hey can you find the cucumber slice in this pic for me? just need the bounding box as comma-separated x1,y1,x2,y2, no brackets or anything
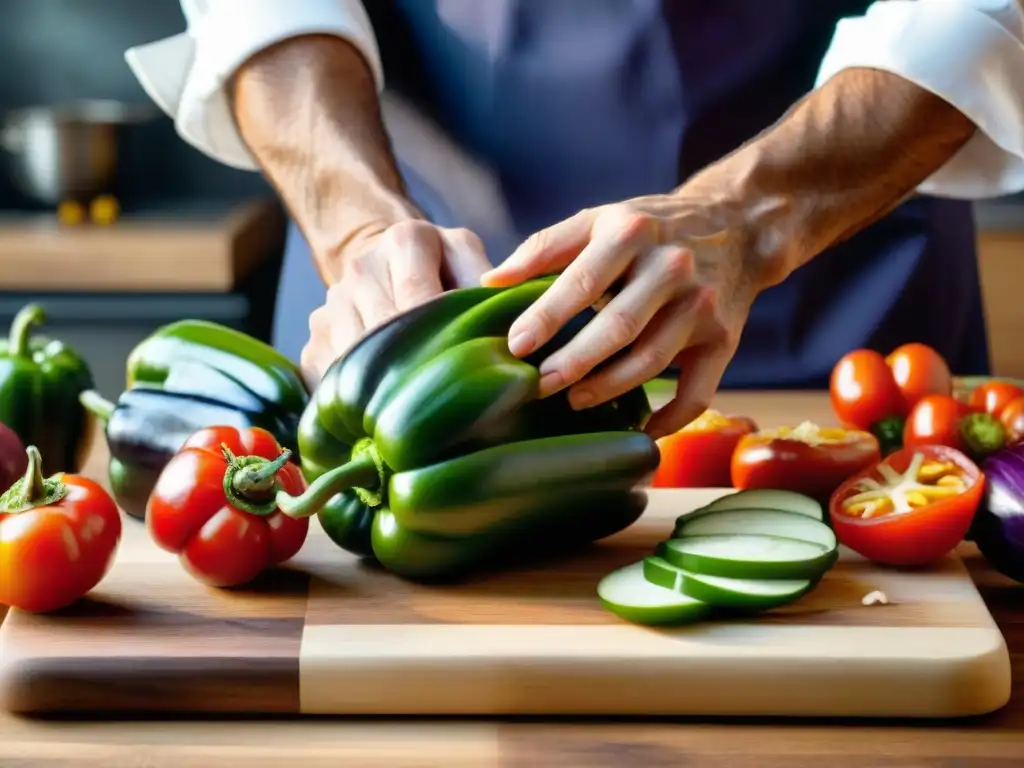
672,508,837,550
703,489,824,521
657,534,837,580
597,561,712,625
643,556,813,610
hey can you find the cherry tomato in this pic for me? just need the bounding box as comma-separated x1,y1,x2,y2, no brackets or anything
147,426,309,588
731,422,881,504
829,445,982,566
651,410,757,488
968,381,1024,419
885,343,953,407
903,394,971,453
829,349,908,431
999,396,1024,445
0,445,121,613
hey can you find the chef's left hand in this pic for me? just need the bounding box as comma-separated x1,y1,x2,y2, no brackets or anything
480,193,783,438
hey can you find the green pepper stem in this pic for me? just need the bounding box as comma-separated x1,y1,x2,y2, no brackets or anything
0,445,68,514
959,412,1007,460
79,389,116,424
276,453,380,519
8,304,44,358
220,444,294,517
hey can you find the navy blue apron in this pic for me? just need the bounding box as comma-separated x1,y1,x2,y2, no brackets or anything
273,0,989,387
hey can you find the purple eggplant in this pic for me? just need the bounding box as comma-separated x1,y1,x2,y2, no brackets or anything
976,443,1024,583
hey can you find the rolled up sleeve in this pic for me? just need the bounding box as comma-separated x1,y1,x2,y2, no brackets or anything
816,0,1024,199
124,0,383,171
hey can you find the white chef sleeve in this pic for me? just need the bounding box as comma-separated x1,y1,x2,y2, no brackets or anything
816,0,1024,199
124,0,383,171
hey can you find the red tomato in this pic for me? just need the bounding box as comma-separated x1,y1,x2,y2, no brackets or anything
651,410,757,488
730,422,881,504
829,444,982,567
968,381,1024,419
903,394,971,453
885,343,953,407
829,349,908,431
147,426,309,588
999,396,1024,445
0,445,121,613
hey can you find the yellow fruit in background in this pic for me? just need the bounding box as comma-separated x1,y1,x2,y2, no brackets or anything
57,200,86,226
90,195,120,225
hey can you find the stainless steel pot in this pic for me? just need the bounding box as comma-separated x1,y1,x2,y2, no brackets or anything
1,100,156,205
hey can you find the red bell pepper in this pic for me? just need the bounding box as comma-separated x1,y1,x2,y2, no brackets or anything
730,422,880,504
147,426,309,587
0,445,122,613
829,444,983,567
651,409,757,488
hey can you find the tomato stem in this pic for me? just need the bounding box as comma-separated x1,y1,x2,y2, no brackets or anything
870,416,904,457
958,412,1006,460
220,443,294,517
0,445,68,514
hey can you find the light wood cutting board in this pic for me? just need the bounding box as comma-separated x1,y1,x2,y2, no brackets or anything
0,488,1012,719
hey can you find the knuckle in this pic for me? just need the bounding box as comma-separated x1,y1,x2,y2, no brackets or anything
565,267,599,301
604,308,640,346
661,246,695,283
604,207,654,246
385,219,433,249
639,344,674,375
447,227,485,252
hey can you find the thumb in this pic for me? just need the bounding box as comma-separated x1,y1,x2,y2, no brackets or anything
646,344,735,439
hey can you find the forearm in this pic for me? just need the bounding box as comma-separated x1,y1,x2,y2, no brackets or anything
228,34,420,283
692,67,976,287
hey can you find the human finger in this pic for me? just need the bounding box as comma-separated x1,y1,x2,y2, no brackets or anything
345,252,402,332
563,296,700,408
505,209,655,361
380,221,445,310
645,342,737,439
537,245,694,397
441,227,492,288
480,208,597,287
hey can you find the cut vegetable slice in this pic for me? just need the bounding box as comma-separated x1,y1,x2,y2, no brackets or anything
656,534,837,580
643,556,813,610
597,561,712,625
672,507,837,550
702,489,824,521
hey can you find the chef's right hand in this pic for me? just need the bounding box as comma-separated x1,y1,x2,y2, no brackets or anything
300,220,492,387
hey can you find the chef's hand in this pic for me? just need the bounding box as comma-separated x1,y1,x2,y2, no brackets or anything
481,195,781,439
301,220,492,386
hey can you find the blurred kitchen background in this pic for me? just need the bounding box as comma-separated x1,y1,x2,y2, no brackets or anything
1,0,1023,401
0,0,283,398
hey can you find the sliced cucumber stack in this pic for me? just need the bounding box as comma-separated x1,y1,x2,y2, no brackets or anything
656,533,837,581
597,491,840,626
701,489,824,521
597,562,713,625
673,507,837,549
643,556,813,609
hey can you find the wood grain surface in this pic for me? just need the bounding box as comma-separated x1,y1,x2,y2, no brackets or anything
1,391,1023,767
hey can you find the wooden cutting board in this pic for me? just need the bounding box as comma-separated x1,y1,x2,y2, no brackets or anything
0,488,1012,719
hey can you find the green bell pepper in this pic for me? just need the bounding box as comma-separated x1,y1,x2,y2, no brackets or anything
125,319,310,419
275,277,659,581
0,304,95,476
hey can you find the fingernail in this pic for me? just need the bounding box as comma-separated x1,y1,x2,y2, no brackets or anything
539,370,563,396
508,331,535,357
570,389,594,409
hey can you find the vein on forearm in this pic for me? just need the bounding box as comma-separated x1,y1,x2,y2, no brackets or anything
706,67,976,285
228,34,420,283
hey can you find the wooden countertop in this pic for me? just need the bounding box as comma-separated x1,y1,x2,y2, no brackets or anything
2,391,1022,767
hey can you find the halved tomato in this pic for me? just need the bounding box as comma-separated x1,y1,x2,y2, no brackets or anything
829,445,983,566
731,422,880,504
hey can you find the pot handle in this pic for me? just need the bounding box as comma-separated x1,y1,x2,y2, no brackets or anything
0,123,24,153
